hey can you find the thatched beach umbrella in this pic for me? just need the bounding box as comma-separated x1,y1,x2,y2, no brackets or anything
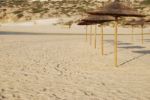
82,15,115,23
134,18,148,44
78,21,95,44
124,19,137,41
125,18,150,44
146,19,150,22
87,0,145,66
134,19,144,44
145,19,150,22
82,15,115,55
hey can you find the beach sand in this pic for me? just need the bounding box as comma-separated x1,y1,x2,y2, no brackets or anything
0,23,150,100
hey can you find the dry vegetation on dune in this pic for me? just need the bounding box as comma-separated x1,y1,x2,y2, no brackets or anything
0,0,100,22
0,0,150,23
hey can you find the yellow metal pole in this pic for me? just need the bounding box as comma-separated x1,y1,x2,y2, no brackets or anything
94,25,97,48
90,25,92,45
86,25,88,41
141,25,144,44
131,25,134,42
114,17,118,67
101,24,104,55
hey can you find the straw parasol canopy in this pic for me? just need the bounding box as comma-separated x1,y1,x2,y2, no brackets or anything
77,21,95,25
124,18,150,47
125,18,150,26
81,15,115,54
145,19,150,22
124,19,137,26
78,21,95,44
82,15,115,23
134,19,145,44
87,0,145,17
131,18,150,44
87,0,146,67
124,19,140,42
134,18,145,26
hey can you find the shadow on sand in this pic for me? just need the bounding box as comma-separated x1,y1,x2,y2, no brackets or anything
104,42,132,56
118,54,144,67
132,50,150,54
0,31,84,35
1,31,150,36
118,50,150,66
144,39,150,42
118,43,132,45
105,40,132,45
119,46,145,49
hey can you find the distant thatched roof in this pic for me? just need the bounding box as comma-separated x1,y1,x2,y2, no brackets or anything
145,19,150,22
124,19,137,25
87,0,145,17
125,18,150,26
77,21,95,25
134,18,150,26
82,15,115,23
135,19,145,25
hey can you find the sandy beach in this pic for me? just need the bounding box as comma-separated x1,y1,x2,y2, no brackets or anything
0,22,150,100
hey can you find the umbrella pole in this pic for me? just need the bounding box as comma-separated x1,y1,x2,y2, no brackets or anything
141,25,144,44
94,25,97,48
86,25,88,41
90,25,92,45
131,25,134,42
101,24,104,55
114,17,118,67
